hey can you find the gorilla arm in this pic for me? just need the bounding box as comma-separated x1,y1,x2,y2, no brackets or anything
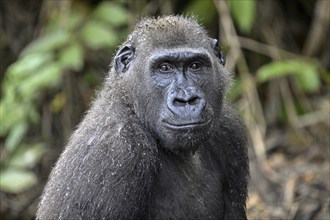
36,83,158,220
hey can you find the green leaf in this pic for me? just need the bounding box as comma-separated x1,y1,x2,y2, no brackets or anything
0,168,37,193
28,105,40,124
256,59,320,93
80,20,118,49
295,63,320,93
18,63,62,99
184,0,216,25
93,2,129,26
0,101,26,136
21,31,70,56
229,0,256,33
67,10,85,30
83,71,99,86
6,53,53,80
8,143,45,168
59,42,84,71
5,122,28,152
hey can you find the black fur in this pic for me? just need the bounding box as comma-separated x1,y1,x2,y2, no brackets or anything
37,16,248,220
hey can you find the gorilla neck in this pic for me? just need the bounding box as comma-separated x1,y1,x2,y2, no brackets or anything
159,134,210,159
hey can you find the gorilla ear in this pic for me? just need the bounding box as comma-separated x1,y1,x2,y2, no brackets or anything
114,45,135,74
211,38,225,66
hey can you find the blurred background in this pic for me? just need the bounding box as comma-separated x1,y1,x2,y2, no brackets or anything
0,0,329,219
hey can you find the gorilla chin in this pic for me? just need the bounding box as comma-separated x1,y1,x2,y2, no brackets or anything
159,118,212,153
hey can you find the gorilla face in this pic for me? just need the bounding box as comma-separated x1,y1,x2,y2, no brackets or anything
116,46,225,153
147,48,216,151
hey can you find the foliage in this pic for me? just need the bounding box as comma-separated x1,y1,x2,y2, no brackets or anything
184,0,217,24
256,59,320,93
229,0,256,33
0,1,129,193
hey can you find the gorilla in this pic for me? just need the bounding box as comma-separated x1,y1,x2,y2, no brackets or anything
36,15,249,220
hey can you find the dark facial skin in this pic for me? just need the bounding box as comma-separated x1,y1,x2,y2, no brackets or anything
151,50,211,124
36,16,248,220
149,49,212,145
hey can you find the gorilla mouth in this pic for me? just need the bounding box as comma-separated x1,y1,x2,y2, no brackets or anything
163,120,210,130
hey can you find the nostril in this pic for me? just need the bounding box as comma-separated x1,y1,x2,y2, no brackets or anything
173,96,202,107
173,98,187,107
188,96,200,106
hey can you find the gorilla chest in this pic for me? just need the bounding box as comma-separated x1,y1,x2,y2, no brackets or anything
147,154,224,219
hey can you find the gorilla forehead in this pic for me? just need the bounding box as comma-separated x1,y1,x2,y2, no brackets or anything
127,15,211,50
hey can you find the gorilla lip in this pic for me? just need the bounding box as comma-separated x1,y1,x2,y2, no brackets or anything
163,120,210,130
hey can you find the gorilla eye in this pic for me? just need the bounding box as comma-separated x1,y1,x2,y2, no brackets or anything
189,62,202,70
159,63,173,73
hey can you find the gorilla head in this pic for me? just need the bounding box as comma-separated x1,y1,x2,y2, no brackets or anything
114,16,229,153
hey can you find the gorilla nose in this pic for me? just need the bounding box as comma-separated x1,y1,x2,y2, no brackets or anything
168,92,206,116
